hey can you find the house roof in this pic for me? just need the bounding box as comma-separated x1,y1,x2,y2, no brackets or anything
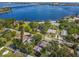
47,29,56,33
39,40,49,48
34,46,42,52
61,30,67,36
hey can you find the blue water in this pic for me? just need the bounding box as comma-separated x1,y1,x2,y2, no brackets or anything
0,3,79,21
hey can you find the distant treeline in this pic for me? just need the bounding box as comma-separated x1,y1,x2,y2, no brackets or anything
1,2,79,6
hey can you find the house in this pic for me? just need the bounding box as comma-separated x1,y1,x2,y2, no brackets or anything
23,35,32,43
14,32,33,43
64,16,76,22
47,29,56,34
73,34,79,39
6,47,26,57
34,40,49,52
61,30,68,36
57,37,74,47
33,46,42,52
75,15,79,21
51,21,60,26
39,40,49,48
13,21,19,27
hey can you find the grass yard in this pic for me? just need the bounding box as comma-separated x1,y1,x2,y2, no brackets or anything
0,47,17,57
0,47,25,57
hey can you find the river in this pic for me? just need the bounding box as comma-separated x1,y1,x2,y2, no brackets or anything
0,3,79,21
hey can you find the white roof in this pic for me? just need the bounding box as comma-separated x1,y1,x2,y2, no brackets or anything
47,29,56,33
2,50,9,55
61,30,67,36
51,21,59,26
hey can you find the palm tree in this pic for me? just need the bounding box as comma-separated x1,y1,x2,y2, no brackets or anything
19,20,24,42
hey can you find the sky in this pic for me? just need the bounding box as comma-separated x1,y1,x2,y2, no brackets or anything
0,0,79,2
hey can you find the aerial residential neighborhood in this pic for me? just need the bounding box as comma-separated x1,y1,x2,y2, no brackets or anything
0,15,78,57
0,2,79,57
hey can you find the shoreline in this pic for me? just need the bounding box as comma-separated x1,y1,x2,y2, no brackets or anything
0,7,11,13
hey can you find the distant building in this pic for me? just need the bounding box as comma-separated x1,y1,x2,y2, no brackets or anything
61,30,68,36
51,21,60,26
75,15,79,21
47,29,56,34
64,16,76,22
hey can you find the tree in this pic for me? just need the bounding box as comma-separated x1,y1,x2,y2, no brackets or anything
2,31,16,41
0,24,3,30
44,20,52,28
50,25,57,30
0,40,5,47
29,22,39,31
41,40,75,57
23,24,32,32
0,38,6,47
48,45,75,57
24,42,35,56
68,27,79,34
38,23,48,34
38,21,53,34
32,33,42,45
19,21,24,42
4,18,16,28
12,39,22,49
40,41,59,57
59,20,69,29
11,31,16,37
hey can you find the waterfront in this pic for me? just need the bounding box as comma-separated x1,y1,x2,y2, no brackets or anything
0,3,79,21
0,3,79,57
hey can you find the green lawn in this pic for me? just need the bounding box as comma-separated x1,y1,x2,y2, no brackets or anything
0,47,25,57
0,47,16,57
